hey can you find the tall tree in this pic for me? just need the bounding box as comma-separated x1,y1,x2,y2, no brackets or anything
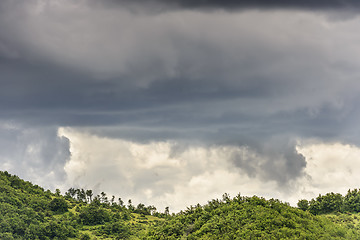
86,190,93,203
66,188,76,199
118,197,124,207
101,192,108,204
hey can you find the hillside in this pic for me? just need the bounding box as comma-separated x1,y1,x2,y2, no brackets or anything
0,171,359,239
146,195,360,239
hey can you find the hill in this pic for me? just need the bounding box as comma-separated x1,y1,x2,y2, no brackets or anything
0,171,359,239
146,194,360,239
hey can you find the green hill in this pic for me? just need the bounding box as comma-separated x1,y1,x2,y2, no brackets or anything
0,170,359,239
146,195,360,239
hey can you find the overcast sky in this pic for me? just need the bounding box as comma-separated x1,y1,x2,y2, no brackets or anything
1,0,360,211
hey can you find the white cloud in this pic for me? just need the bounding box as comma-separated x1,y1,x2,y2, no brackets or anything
296,141,360,199
58,127,360,211
0,125,358,213
59,127,284,211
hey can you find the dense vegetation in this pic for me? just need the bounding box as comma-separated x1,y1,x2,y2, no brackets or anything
0,170,360,239
0,171,163,239
146,194,360,239
298,189,360,215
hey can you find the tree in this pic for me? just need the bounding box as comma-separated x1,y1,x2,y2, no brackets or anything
66,188,76,199
118,197,124,207
297,199,309,211
308,192,343,214
101,192,108,204
164,206,170,216
128,199,134,211
136,203,151,215
86,190,93,203
55,189,61,197
148,205,157,215
79,204,111,225
76,189,86,202
344,189,360,212
49,198,68,213
222,193,231,203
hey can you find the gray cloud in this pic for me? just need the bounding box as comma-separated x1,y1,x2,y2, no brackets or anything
0,123,70,190
230,138,306,184
96,0,360,10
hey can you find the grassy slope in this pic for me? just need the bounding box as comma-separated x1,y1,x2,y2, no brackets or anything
323,212,360,232
74,213,163,240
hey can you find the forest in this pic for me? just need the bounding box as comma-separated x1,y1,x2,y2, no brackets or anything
1,170,360,239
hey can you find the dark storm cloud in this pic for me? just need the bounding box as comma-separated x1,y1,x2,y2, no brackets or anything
0,53,355,187
230,138,306,184
99,0,360,10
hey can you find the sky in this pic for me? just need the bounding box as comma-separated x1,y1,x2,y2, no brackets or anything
1,0,360,212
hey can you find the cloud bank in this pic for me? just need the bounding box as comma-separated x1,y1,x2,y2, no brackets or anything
96,0,360,11
58,128,360,211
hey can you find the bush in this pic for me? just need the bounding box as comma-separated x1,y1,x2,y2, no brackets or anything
79,204,111,225
49,198,68,213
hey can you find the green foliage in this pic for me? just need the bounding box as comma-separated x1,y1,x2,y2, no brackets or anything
299,189,360,215
49,197,69,213
1,170,360,240
344,189,360,212
79,203,111,225
0,171,78,239
297,199,309,211
98,221,132,239
80,233,91,240
146,195,360,239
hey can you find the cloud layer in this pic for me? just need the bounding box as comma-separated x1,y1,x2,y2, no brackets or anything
96,0,360,11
